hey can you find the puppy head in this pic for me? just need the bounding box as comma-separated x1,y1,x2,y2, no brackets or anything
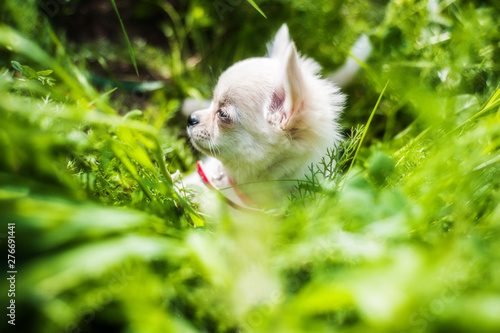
187,25,344,183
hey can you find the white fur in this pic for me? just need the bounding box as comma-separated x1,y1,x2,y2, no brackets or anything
187,24,346,197
329,34,372,87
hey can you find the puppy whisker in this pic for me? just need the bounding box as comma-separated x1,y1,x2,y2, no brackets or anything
211,138,221,155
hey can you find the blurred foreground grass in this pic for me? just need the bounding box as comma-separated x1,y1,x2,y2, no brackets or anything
1,0,500,332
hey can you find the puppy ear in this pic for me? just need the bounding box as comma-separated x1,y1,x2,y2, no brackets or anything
267,24,291,59
268,42,306,129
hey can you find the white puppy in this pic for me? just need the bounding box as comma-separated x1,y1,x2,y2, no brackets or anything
184,25,367,209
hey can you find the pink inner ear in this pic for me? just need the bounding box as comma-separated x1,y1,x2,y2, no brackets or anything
270,88,285,114
268,87,296,128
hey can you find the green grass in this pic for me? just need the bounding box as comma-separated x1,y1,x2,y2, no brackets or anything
1,0,500,332
109,0,139,76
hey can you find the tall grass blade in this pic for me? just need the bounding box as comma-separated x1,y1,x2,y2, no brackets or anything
246,0,267,18
110,0,139,76
346,80,390,177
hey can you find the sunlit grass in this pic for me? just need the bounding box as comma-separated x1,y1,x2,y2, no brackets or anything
1,0,500,332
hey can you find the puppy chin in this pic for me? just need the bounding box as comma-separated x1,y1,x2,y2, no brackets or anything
188,136,216,157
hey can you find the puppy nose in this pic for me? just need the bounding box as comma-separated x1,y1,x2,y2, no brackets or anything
187,113,199,127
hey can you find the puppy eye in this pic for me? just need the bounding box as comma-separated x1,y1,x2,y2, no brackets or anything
217,110,230,120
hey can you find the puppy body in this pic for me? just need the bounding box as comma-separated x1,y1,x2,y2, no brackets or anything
186,25,345,204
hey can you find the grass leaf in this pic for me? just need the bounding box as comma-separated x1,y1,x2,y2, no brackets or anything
246,0,267,18
346,80,390,177
109,0,139,76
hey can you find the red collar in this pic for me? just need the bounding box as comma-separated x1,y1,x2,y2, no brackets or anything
197,161,261,212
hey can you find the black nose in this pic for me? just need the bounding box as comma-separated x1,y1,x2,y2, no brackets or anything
188,113,199,127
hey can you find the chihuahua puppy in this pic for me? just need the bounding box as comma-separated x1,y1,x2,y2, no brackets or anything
185,25,357,209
